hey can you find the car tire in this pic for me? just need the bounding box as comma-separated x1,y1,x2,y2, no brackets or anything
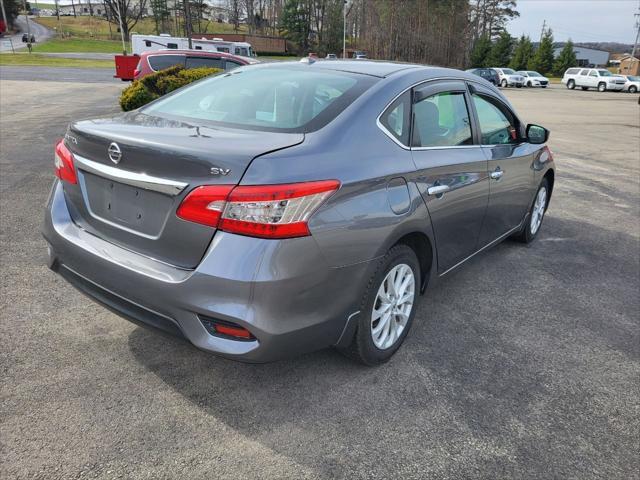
567,79,575,89
513,178,549,244
598,82,607,92
527,81,532,87
501,79,508,88
581,86,588,90
629,85,638,93
339,244,420,366
542,85,547,88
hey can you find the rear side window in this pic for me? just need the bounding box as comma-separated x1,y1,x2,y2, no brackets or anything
185,56,224,69
225,60,243,71
379,91,411,146
566,68,580,75
472,94,519,145
412,91,472,148
148,55,185,71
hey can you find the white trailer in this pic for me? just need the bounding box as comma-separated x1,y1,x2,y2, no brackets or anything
130,34,255,58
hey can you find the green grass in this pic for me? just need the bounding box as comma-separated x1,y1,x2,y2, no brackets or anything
34,16,249,39
0,52,113,68
32,38,125,53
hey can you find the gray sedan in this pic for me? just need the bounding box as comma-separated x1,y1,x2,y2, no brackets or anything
43,60,555,365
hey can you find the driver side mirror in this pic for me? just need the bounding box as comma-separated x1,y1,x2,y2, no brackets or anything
526,124,549,144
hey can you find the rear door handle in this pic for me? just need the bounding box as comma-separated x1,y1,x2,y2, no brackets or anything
427,185,450,196
490,168,504,180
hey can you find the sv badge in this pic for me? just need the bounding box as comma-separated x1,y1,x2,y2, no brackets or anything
210,167,231,176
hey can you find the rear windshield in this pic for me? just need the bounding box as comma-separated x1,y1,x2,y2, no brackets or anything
143,66,376,133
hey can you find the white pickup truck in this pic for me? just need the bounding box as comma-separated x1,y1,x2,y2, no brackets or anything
562,68,626,92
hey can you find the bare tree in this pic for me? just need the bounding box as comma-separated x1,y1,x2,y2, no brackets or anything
103,0,149,38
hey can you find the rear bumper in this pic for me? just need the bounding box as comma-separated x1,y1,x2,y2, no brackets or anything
43,181,367,362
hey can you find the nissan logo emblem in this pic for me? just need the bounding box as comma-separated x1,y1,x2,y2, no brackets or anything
108,142,122,164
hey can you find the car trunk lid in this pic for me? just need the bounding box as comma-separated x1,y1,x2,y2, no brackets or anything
63,113,304,269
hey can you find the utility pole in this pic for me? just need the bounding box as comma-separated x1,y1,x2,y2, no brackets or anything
54,0,59,20
22,0,33,53
628,10,639,75
539,19,546,44
184,0,192,49
342,0,346,59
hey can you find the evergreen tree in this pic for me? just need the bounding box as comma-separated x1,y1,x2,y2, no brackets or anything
553,39,578,76
470,35,492,68
528,29,555,75
509,35,533,71
488,31,513,66
279,0,312,52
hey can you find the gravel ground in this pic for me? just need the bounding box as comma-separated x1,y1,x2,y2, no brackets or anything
1,73,638,479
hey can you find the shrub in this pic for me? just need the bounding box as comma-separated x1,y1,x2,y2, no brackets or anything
119,65,221,111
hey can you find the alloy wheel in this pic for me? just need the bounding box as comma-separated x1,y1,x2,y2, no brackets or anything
370,264,415,350
530,187,547,235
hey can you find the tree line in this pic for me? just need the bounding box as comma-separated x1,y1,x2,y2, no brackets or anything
470,29,578,76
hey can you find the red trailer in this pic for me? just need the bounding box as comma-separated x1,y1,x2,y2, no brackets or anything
114,54,140,81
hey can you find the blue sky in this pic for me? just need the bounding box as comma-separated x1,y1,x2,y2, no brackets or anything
507,0,639,43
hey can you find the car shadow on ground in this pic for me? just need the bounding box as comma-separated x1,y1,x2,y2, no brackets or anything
127,215,639,477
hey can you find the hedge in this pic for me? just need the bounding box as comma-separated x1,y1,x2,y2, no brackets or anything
120,65,222,111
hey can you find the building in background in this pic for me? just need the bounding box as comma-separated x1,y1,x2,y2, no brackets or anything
553,45,610,68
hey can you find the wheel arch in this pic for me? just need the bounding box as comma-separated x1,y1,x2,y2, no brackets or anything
393,231,434,293
543,168,555,208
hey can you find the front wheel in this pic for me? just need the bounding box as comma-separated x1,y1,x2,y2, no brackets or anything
527,81,532,87
629,85,638,93
598,82,607,92
513,179,549,244
501,79,508,88
339,245,420,365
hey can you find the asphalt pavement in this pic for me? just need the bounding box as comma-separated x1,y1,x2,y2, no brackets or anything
0,65,121,83
0,74,638,479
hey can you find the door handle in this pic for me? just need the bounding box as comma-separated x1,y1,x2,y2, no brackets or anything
490,168,504,180
427,184,450,196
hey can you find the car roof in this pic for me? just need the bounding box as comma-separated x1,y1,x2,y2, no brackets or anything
267,59,483,79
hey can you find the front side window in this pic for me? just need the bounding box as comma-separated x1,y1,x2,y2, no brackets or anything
379,91,410,145
472,94,519,145
589,71,598,77
144,67,375,132
412,91,472,148
597,69,612,77
148,55,185,71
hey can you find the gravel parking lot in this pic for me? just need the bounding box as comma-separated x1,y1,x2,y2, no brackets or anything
1,70,638,479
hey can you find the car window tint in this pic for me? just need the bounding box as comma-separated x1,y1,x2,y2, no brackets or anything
185,57,224,69
472,94,519,145
144,67,374,133
379,91,410,145
148,55,185,71
580,69,589,75
225,60,243,71
589,71,597,77
412,91,472,148
567,68,579,75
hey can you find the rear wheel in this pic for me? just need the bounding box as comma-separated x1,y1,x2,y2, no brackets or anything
513,179,549,244
598,82,607,92
567,79,575,89
339,245,420,365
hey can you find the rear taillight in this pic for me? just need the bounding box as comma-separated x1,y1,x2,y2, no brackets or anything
176,185,234,227
54,139,77,184
176,180,340,239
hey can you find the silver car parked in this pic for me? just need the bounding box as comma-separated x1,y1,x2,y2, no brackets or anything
43,61,555,364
